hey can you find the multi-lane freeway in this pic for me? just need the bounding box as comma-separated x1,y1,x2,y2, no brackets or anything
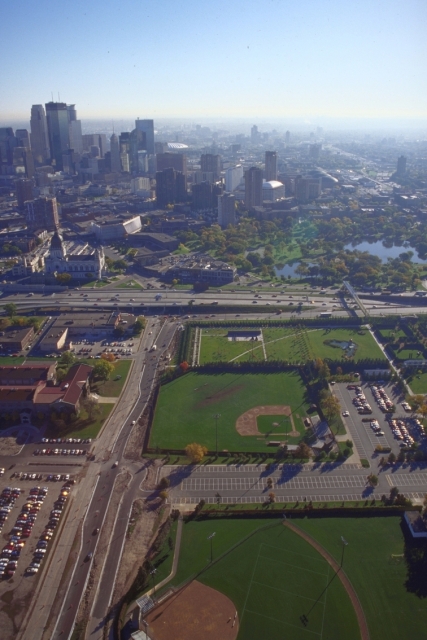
2,283,427,319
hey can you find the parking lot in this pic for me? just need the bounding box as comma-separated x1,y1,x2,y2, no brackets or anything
333,382,410,458
0,476,73,587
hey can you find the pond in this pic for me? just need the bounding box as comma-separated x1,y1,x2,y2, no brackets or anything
326,339,357,357
344,240,427,264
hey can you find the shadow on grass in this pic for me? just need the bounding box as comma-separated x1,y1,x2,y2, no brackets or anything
402,521,427,598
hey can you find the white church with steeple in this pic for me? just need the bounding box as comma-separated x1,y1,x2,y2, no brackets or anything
45,231,105,280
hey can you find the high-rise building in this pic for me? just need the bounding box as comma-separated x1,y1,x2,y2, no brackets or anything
0,127,17,171
225,165,243,192
156,152,187,174
192,181,223,211
251,125,259,144
45,102,70,171
218,192,236,228
69,120,83,155
397,155,407,176
156,168,186,207
264,151,277,181
200,154,221,180
16,178,34,208
15,130,31,149
26,196,59,231
110,134,121,172
135,119,154,155
285,130,291,144
30,105,50,164
13,146,34,178
244,167,263,208
309,144,322,161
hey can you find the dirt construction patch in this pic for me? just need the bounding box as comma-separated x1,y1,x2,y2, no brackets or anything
236,405,299,437
145,580,239,640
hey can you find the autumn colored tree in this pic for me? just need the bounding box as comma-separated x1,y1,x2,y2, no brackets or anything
180,361,190,373
101,352,116,363
185,443,208,463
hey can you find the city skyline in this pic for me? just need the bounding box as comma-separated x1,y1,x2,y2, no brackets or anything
1,0,426,123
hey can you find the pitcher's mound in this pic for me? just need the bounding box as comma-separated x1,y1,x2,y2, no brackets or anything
145,580,239,640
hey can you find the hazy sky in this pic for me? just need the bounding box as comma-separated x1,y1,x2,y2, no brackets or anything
1,0,426,123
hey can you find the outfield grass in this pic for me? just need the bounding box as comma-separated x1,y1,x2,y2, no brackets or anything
198,326,386,364
199,329,265,363
151,372,309,452
170,519,359,640
296,517,427,640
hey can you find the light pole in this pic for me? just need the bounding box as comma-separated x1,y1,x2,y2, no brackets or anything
213,414,221,456
301,536,349,628
340,536,348,567
207,532,216,563
150,568,157,598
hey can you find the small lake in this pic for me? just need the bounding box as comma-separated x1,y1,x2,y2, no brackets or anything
344,240,427,264
275,240,427,277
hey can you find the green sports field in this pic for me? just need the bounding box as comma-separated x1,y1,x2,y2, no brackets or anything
197,326,386,364
150,371,309,452
166,516,426,640
170,519,359,640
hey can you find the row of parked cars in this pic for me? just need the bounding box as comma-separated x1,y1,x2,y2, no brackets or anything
350,387,373,414
0,486,46,578
33,448,87,456
41,437,92,444
371,385,394,412
26,484,70,576
388,418,415,446
11,472,44,480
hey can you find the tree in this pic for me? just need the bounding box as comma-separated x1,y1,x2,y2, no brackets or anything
3,303,17,318
92,360,114,382
388,452,397,465
389,486,399,502
101,352,116,362
113,325,126,338
179,361,189,373
158,477,170,490
185,443,208,463
295,442,311,459
59,350,76,366
134,316,146,335
321,395,340,421
81,396,101,420
159,490,168,501
268,492,276,503
367,473,378,487
56,272,72,285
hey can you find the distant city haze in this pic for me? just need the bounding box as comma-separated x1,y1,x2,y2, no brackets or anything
0,0,426,123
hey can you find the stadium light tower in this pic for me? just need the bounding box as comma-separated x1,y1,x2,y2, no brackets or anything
150,568,157,597
213,413,221,456
207,532,216,563
340,536,348,567
301,536,349,628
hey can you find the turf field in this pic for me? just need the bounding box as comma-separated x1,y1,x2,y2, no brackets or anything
170,519,359,640
297,517,427,640
197,326,386,363
166,516,425,640
150,371,309,452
